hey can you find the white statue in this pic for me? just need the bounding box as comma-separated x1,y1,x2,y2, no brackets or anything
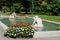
9,12,16,19
32,16,43,28
11,12,16,17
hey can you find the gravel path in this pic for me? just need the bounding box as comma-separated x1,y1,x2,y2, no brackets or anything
0,26,60,40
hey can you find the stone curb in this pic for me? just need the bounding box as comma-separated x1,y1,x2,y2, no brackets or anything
42,19,60,25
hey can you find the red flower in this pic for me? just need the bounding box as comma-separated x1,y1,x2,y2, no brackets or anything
10,24,33,29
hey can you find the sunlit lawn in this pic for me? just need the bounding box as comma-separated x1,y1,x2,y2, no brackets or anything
27,14,60,22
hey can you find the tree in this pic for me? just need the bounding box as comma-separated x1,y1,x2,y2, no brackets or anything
20,0,31,14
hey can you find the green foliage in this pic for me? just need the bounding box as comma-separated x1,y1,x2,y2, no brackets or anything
4,12,10,15
20,0,31,14
11,3,24,13
4,27,34,38
1,0,60,15
2,6,9,12
37,0,60,16
0,0,31,14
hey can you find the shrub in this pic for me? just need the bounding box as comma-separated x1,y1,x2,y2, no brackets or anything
10,3,24,13
38,0,60,16
4,24,34,38
2,6,10,13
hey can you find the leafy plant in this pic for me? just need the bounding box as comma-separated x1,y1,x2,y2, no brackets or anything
11,3,23,13
4,24,34,38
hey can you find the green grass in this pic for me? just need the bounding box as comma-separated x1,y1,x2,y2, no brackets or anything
27,14,60,22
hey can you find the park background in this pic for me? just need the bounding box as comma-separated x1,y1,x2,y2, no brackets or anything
0,0,60,22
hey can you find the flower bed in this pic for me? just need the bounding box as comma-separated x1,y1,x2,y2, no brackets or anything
4,24,34,38
10,24,33,29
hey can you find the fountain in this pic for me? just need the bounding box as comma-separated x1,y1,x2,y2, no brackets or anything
32,16,44,31
9,12,16,19
9,12,16,24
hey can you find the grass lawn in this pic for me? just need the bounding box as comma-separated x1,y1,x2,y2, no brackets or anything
27,14,60,22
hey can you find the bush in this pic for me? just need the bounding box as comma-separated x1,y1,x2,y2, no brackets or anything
38,0,60,16
4,24,34,38
2,6,10,13
10,3,24,13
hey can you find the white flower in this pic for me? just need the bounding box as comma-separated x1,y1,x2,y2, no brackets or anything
26,32,28,33
7,33,9,34
22,29,24,31
11,34,13,35
14,34,16,36
20,32,23,34
21,28,23,30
